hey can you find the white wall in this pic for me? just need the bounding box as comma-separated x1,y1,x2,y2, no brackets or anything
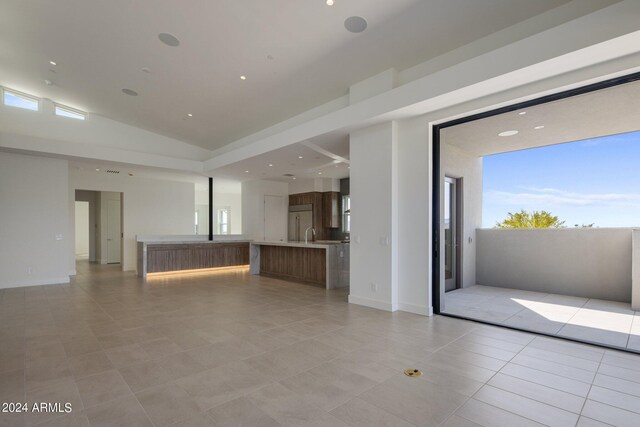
74,201,89,258
441,142,483,290
288,178,340,194
0,151,70,288
69,169,195,272
476,228,632,302
241,180,289,241
349,122,399,311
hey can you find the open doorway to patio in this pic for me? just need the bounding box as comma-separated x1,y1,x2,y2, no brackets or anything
433,72,640,352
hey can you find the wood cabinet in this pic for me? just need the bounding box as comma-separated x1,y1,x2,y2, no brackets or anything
289,192,326,239
259,245,326,286
145,242,249,273
322,192,340,228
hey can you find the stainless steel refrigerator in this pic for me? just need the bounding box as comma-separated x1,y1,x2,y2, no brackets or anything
288,204,313,241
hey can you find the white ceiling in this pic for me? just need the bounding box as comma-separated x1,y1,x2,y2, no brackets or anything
442,78,640,157
211,132,350,182
0,0,573,151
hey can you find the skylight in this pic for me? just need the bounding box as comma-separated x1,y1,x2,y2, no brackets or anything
55,104,85,120
3,89,39,111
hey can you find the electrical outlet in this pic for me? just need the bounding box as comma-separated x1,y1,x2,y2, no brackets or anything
370,282,377,292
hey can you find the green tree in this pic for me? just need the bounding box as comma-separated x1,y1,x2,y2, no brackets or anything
496,210,565,229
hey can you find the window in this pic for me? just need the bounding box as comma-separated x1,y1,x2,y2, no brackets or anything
3,88,39,111
55,104,85,120
342,195,350,233
217,208,230,234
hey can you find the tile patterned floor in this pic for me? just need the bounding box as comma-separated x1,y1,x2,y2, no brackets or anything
0,263,639,426
444,285,640,351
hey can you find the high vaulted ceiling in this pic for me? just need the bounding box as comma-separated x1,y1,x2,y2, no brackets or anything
1,0,579,150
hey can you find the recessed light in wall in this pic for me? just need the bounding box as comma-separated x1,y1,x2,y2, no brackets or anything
158,33,180,47
326,0,334,5
122,88,138,96
49,61,57,66
345,16,368,33
518,111,527,115
534,125,545,130
498,130,519,137
240,75,247,80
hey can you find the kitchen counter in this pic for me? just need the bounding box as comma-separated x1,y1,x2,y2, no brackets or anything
250,241,349,289
137,238,251,277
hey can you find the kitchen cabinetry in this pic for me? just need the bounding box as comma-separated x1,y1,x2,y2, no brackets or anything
288,192,326,239
322,192,340,228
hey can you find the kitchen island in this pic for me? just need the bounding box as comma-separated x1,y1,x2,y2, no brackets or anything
250,241,349,289
137,236,251,277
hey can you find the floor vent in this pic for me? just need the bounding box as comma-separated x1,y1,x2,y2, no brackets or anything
106,170,120,174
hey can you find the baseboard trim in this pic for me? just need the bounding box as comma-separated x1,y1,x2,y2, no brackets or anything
0,276,70,290
69,269,77,276
348,295,395,312
398,302,433,316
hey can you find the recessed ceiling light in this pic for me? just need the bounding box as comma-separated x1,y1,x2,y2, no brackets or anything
245,170,249,173
345,16,368,33
268,164,273,167
122,88,138,96
292,177,296,180
498,130,519,137
49,61,57,66
187,113,193,117
326,0,334,5
318,172,323,175
158,33,180,47
298,156,303,159
240,75,247,80
518,111,527,115
95,168,100,171
534,125,545,130
44,79,53,86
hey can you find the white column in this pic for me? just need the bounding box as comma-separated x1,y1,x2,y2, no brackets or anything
349,122,399,311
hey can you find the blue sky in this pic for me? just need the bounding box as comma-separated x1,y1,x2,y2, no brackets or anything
483,130,640,228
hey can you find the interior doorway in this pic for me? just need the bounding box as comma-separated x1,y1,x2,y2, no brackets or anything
74,190,123,266
74,201,90,260
105,196,121,264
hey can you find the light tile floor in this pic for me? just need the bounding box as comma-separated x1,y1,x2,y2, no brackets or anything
444,285,640,351
1,263,640,426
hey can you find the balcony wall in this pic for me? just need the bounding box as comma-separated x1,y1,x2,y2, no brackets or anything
476,228,632,302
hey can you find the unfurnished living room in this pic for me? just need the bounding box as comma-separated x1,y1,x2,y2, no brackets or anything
2,1,640,427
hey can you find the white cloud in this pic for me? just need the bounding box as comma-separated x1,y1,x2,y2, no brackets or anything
486,187,640,207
